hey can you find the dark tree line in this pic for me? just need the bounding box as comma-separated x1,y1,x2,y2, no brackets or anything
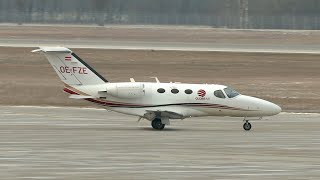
0,0,319,15
0,0,320,29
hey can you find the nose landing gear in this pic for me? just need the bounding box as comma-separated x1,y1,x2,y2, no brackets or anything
242,117,262,131
243,120,252,131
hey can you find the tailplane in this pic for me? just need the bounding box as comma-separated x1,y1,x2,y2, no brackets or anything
32,47,108,86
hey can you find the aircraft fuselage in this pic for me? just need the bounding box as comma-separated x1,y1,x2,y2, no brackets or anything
67,82,281,120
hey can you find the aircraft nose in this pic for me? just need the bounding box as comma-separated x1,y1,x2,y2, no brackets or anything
238,95,282,116
262,101,282,116
274,104,282,114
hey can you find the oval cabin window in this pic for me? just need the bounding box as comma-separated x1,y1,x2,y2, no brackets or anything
157,88,165,93
185,89,193,94
171,89,179,94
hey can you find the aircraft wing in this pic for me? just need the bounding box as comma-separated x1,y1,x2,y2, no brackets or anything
144,110,184,120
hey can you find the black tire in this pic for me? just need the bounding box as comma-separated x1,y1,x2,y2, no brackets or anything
151,118,165,130
243,122,252,131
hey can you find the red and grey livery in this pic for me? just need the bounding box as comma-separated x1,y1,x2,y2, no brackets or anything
33,47,281,131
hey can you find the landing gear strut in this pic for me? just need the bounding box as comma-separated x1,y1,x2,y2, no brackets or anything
151,118,165,130
243,120,252,131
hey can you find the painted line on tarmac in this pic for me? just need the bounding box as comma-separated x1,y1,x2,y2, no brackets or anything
1,42,320,54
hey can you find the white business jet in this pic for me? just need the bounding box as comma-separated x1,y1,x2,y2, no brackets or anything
33,47,281,131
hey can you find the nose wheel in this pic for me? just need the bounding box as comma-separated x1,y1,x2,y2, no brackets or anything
243,121,252,131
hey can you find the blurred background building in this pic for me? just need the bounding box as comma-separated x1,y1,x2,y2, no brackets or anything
1,0,320,29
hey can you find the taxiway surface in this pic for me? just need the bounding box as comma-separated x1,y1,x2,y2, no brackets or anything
1,25,320,53
1,38,320,54
1,106,320,179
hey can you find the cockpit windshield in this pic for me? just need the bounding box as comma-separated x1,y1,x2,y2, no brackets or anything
223,87,240,98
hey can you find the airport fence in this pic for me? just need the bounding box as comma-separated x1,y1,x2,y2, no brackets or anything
1,11,320,30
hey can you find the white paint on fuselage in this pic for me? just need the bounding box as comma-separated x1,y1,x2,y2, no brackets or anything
74,82,281,119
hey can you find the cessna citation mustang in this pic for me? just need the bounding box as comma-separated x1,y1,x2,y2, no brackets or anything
33,47,281,131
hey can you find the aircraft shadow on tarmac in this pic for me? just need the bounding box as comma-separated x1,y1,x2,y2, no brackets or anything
138,127,186,131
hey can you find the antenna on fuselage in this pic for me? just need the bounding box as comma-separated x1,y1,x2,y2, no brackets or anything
130,78,135,82
150,77,160,83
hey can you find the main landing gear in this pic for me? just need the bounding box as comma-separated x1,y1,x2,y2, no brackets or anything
151,118,165,130
243,120,252,131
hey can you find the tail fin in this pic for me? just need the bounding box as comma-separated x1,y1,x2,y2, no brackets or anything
32,47,108,86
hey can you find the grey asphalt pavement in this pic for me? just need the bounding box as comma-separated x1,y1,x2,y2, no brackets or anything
1,106,320,179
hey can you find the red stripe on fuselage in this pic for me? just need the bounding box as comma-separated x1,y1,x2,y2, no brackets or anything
62,87,253,111
63,87,79,95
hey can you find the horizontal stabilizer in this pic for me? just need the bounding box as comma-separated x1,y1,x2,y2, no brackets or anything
31,47,72,53
69,95,94,99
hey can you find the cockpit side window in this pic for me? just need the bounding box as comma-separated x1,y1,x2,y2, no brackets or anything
224,87,240,98
214,90,226,99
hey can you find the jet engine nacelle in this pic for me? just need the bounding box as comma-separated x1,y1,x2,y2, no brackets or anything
106,83,145,99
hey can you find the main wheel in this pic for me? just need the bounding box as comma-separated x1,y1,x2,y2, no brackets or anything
151,118,165,130
243,121,252,131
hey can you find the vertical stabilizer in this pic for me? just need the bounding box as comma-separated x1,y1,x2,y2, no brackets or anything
32,47,108,86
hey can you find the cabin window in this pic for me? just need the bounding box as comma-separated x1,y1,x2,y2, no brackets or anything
214,90,226,99
157,88,165,93
185,89,193,94
171,89,179,94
